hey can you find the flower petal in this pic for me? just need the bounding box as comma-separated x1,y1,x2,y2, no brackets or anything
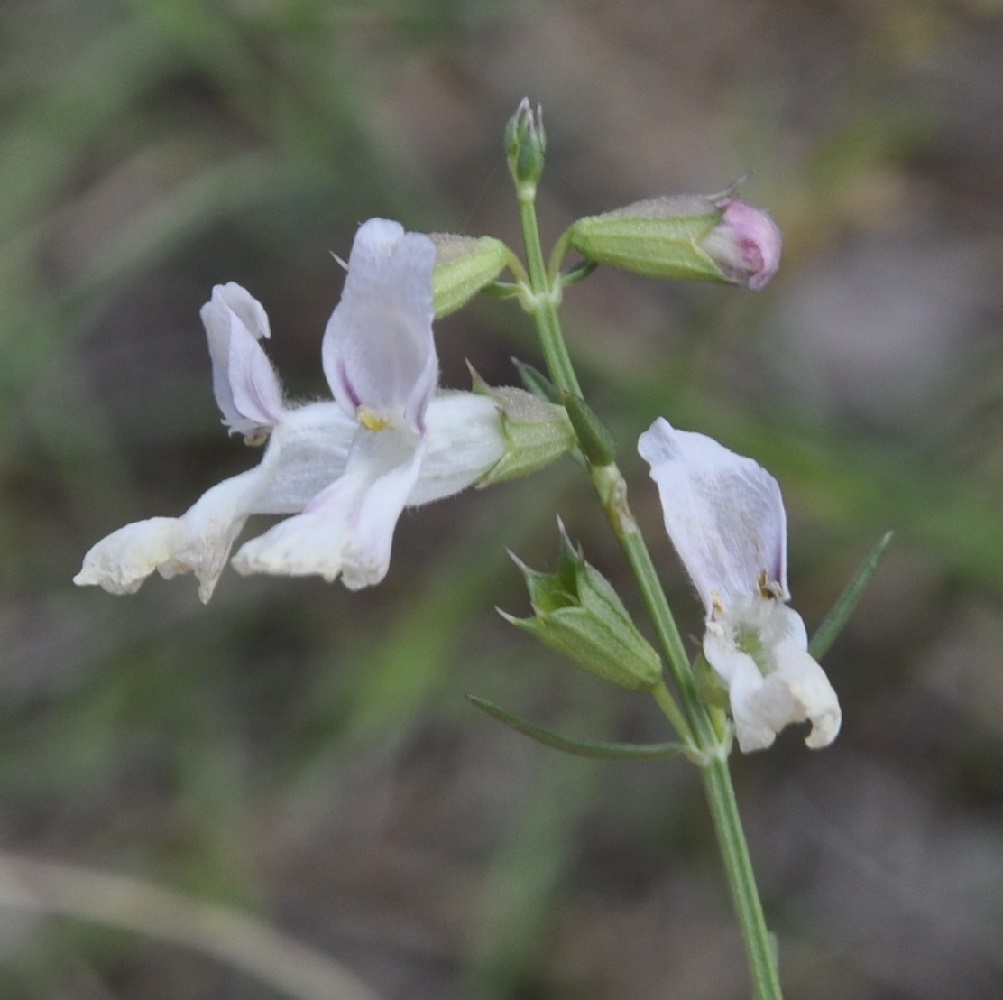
704,603,841,752
253,402,356,513
770,636,842,748
201,283,284,435
322,219,438,433
408,391,505,504
232,425,425,589
74,465,271,604
704,629,781,752
701,200,782,292
638,417,788,612
74,402,356,602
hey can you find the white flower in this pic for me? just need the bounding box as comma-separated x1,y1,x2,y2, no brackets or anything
75,219,506,602
638,417,841,752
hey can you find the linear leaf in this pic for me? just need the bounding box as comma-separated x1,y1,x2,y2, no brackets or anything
467,695,686,761
810,530,893,659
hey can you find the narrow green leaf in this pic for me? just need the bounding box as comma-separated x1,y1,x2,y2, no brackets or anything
512,358,561,404
562,391,617,467
809,530,893,659
467,695,686,761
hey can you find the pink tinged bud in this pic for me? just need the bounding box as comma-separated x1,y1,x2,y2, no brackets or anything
701,200,782,292
565,191,782,289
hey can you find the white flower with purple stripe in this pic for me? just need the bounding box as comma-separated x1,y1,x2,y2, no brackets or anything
75,219,505,601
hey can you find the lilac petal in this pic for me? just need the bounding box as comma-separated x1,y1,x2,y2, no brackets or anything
702,200,783,292
638,417,788,612
322,219,438,433
201,283,284,436
232,425,425,589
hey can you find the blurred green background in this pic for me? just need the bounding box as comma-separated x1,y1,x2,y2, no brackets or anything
1,0,1002,998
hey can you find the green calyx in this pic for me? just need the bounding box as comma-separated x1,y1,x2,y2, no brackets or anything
563,194,731,283
430,234,513,318
469,367,576,486
562,391,617,467
502,524,662,692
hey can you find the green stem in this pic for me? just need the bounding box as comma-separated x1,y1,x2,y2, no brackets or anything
517,186,580,396
650,680,694,749
514,177,783,1000
703,758,784,999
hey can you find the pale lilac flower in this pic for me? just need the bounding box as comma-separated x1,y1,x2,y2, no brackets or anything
701,199,782,291
75,219,506,602
639,417,841,752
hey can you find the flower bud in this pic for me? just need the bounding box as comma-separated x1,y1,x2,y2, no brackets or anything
502,524,663,692
429,233,512,318
505,97,547,190
700,199,782,291
565,192,781,291
469,369,576,486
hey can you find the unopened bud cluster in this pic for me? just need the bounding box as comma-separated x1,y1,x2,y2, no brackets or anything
505,98,547,192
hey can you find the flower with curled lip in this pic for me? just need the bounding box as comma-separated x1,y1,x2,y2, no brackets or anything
639,417,841,753
75,219,509,602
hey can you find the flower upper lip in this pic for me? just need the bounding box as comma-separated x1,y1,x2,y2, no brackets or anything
322,219,439,435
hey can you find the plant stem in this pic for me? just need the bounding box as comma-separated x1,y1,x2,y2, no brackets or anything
514,179,783,1000
516,186,580,396
702,758,784,999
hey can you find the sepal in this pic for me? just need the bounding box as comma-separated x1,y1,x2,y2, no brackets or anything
512,358,561,405
693,652,731,711
562,392,617,467
429,233,513,318
469,368,575,486
502,525,662,691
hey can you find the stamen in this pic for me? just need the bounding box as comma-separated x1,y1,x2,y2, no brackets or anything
359,407,393,432
757,570,782,600
243,429,271,447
